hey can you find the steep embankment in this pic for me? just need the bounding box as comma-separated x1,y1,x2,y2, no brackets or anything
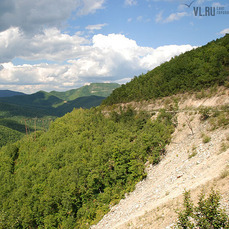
92,87,229,229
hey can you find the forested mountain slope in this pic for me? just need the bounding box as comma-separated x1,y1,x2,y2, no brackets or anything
49,83,120,101
0,107,174,228
0,90,26,97
0,91,64,109
103,35,229,105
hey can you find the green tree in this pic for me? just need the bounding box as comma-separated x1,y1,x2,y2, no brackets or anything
176,189,229,229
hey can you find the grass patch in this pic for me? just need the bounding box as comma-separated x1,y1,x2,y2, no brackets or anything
199,106,229,130
220,167,229,179
188,145,198,159
188,150,197,159
201,133,211,143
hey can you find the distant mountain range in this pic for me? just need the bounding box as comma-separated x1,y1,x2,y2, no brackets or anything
0,83,120,117
0,83,120,146
0,90,26,97
49,83,120,101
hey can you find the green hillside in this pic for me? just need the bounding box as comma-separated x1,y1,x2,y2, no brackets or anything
103,35,229,105
0,91,63,109
0,101,53,118
0,95,105,147
49,83,120,101
0,90,26,97
0,107,175,228
55,95,105,116
0,125,23,148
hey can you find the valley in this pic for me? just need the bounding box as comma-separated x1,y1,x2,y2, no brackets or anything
0,83,120,147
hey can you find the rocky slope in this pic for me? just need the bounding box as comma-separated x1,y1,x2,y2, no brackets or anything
92,87,229,229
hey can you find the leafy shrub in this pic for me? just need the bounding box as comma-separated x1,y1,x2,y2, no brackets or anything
199,107,212,121
175,189,229,228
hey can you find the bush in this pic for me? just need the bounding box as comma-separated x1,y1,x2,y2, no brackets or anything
202,134,211,144
199,107,212,121
175,189,229,228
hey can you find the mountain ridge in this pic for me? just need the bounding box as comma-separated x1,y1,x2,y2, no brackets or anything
49,83,120,101
0,90,26,98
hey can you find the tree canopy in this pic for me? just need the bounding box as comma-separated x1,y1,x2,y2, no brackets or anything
0,107,175,228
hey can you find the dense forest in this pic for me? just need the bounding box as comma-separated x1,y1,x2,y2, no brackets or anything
103,35,229,105
0,90,26,98
0,107,175,228
0,125,23,148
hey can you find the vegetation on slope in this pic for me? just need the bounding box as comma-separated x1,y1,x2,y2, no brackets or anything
176,189,229,228
0,91,64,109
0,92,107,147
0,125,23,148
0,101,52,118
0,90,25,97
0,107,175,228
49,83,120,101
103,35,229,105
56,95,105,116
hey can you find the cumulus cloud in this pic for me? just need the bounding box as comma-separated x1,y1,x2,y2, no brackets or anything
0,27,90,63
156,11,188,23
220,28,229,35
0,0,106,33
0,31,195,93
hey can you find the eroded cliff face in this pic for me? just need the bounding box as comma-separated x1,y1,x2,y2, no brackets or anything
92,87,229,229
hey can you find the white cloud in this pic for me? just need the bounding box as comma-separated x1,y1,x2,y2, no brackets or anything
125,0,137,6
139,44,195,69
0,0,106,33
156,11,188,23
85,23,108,32
220,28,229,35
164,12,188,23
0,31,195,93
77,0,105,16
0,27,90,62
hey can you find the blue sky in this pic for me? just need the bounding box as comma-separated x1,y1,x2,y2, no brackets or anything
0,0,228,93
